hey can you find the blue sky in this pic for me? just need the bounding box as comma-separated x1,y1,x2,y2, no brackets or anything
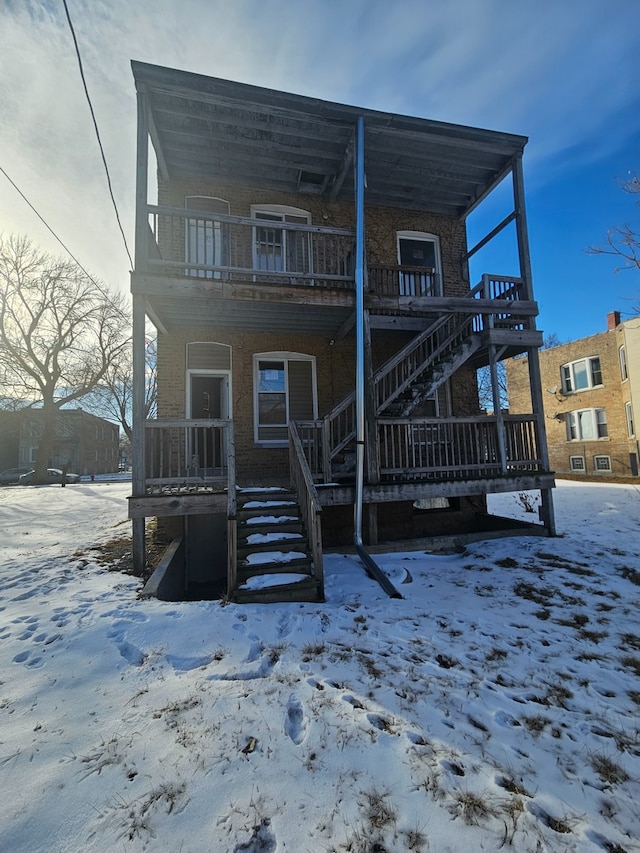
1,0,639,341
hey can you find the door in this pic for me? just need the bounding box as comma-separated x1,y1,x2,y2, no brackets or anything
185,196,229,278
397,234,440,296
188,374,229,474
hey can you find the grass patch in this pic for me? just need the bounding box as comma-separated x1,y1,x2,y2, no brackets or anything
590,754,630,786
617,566,640,586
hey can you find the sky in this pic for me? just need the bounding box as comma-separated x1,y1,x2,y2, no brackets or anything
2,478,640,851
1,0,639,342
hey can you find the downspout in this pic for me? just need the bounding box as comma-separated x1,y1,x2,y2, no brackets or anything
353,115,402,599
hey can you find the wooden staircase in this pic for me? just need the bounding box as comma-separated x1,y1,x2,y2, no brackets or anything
231,488,324,603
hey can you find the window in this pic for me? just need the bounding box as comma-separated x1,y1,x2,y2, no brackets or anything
620,346,628,381
29,447,38,463
569,455,585,471
593,455,611,472
626,401,635,437
561,357,602,393
251,205,311,274
566,408,608,441
397,232,442,296
254,353,317,444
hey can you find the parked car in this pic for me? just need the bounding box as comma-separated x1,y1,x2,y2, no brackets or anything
0,467,33,485
18,468,81,485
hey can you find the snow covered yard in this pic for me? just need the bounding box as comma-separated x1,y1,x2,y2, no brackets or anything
1,480,639,852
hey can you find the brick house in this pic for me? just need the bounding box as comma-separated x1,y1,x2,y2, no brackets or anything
507,311,640,480
0,408,120,476
129,62,555,602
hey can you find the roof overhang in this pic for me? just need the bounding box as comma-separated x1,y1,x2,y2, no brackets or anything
132,61,527,220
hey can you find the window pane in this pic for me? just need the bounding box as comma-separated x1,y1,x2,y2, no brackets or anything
596,409,608,438
573,360,589,390
578,410,595,439
259,393,286,425
561,365,572,392
590,357,602,386
259,362,285,392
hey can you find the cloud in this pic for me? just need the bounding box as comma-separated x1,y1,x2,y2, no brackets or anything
0,0,638,293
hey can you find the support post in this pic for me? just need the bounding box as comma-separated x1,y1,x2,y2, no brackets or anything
512,154,556,535
132,86,150,575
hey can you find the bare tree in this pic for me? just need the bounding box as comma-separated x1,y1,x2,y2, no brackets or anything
81,333,157,441
588,174,640,276
0,235,129,482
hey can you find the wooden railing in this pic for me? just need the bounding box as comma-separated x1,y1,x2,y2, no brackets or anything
146,205,356,289
288,422,324,592
143,418,233,488
368,264,439,297
378,415,542,481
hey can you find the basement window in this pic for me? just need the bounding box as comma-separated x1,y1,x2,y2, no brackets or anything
593,455,612,472
569,455,585,471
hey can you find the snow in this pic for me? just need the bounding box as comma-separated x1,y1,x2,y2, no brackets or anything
1,479,640,852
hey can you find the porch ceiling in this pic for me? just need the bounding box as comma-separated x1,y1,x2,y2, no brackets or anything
132,62,527,220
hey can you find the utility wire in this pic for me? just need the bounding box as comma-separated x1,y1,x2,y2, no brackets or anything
0,163,102,287
0,163,128,319
62,0,134,270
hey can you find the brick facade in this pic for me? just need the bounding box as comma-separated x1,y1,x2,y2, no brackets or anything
156,179,479,478
506,313,640,480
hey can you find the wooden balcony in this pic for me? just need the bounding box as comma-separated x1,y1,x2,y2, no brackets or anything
128,419,235,518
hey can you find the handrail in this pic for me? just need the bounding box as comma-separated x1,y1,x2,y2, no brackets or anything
226,421,237,598
288,421,324,593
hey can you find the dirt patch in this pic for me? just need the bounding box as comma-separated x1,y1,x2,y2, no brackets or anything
75,521,168,579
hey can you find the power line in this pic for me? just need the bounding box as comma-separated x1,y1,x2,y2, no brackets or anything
0,163,128,319
0,163,102,287
62,0,134,270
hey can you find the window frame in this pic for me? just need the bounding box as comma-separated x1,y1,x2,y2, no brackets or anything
619,346,628,381
250,204,312,275
253,352,317,446
593,455,612,473
569,455,585,471
560,356,603,393
396,231,443,297
626,401,635,437
566,407,608,441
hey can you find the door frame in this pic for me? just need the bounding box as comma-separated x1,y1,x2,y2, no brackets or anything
186,369,232,473
396,231,442,297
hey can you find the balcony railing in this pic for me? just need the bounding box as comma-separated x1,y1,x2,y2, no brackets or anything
293,415,543,483
378,415,543,480
142,418,234,491
145,205,356,289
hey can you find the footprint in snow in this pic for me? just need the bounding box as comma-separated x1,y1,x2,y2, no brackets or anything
284,694,308,744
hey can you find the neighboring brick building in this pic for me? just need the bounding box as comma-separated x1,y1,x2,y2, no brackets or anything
4,408,120,476
506,311,639,480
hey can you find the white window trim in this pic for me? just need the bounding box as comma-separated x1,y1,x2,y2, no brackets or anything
620,345,628,381
593,455,612,472
250,204,312,276
561,356,603,394
569,455,585,471
396,231,443,297
253,352,317,446
566,407,608,441
626,401,635,437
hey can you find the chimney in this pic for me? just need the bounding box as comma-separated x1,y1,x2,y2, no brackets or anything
607,310,621,330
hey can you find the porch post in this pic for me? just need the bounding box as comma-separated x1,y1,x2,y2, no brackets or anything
512,154,556,535
488,342,508,473
131,86,150,574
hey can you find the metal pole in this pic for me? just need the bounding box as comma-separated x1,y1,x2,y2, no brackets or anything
353,115,401,598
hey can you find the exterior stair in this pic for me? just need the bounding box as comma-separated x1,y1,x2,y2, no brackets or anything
231,488,323,603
